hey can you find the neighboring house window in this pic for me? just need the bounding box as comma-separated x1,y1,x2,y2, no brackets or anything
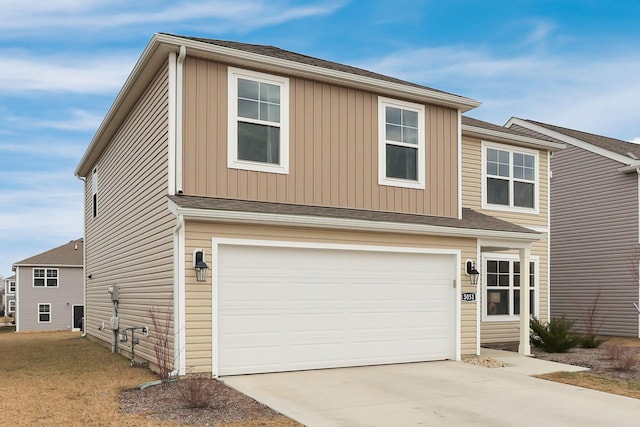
92,168,98,218
8,300,15,313
378,97,426,189
33,268,58,287
9,281,15,293
483,143,538,211
484,256,537,319
227,67,289,174
38,303,51,323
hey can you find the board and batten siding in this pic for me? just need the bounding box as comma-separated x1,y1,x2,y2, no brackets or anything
462,135,550,343
84,64,175,365
181,57,459,218
16,266,84,331
182,221,478,374
551,144,640,337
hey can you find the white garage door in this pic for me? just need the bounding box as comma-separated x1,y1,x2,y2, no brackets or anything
216,243,457,376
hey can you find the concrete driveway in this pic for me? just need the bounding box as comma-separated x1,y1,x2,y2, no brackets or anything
223,350,640,427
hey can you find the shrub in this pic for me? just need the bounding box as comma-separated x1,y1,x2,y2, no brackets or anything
579,334,606,349
147,305,174,384
603,342,640,371
177,377,217,408
530,316,580,353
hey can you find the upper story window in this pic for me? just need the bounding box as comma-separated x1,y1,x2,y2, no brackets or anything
483,142,538,212
33,268,58,287
8,281,15,293
378,97,425,189
228,67,289,174
92,168,98,218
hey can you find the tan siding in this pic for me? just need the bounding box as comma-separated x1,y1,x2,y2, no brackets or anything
461,135,551,343
551,144,640,337
461,136,549,228
84,64,174,366
183,221,478,374
182,57,459,218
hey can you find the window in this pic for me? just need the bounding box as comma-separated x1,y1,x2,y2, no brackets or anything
38,303,51,323
484,256,537,319
378,97,425,189
8,281,15,293
228,67,289,174
483,143,538,211
8,300,15,313
92,168,98,218
33,268,58,287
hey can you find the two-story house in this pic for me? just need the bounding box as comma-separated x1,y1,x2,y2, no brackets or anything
75,33,563,376
2,275,15,317
506,118,640,338
12,239,84,332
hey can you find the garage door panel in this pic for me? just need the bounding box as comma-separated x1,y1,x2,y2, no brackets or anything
217,244,456,375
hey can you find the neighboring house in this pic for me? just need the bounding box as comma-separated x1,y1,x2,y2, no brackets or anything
75,33,563,377
506,118,640,338
2,275,16,316
12,239,84,332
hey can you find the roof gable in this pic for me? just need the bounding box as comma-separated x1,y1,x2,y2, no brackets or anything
506,118,640,165
13,239,84,269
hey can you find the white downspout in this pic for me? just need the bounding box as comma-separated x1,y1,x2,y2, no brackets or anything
168,52,177,196
77,175,88,337
176,46,186,194
172,213,186,376
519,246,532,355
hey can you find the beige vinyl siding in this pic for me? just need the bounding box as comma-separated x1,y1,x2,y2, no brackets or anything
462,135,550,343
551,144,640,337
84,64,175,365
182,57,459,218
183,221,478,374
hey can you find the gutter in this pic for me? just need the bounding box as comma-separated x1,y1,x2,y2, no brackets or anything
171,212,186,375
176,46,186,194
462,124,566,151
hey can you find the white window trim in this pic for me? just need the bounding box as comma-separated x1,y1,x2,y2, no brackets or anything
33,268,59,288
227,66,290,174
481,253,539,322
378,97,426,189
8,281,15,294
38,303,51,323
481,141,539,214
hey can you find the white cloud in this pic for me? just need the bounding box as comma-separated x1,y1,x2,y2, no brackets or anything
37,110,104,132
0,53,135,94
0,0,344,33
357,45,640,140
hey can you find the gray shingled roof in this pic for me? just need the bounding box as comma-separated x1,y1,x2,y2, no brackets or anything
168,195,538,235
163,33,469,99
13,239,84,268
463,116,560,144
518,119,640,159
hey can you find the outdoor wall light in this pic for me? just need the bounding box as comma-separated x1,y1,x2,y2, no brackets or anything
466,260,480,285
193,249,209,283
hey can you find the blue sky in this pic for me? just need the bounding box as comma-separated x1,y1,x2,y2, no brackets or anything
1,0,640,277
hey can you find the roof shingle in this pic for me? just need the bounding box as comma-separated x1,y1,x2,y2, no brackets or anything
13,239,84,268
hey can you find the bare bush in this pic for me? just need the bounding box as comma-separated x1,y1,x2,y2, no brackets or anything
603,342,624,360
177,377,218,409
147,305,173,383
613,347,640,372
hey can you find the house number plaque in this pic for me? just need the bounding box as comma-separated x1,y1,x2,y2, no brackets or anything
461,292,476,302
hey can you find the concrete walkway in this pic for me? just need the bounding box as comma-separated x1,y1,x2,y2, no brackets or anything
223,350,640,427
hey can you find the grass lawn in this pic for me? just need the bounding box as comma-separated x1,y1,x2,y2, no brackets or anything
0,327,177,426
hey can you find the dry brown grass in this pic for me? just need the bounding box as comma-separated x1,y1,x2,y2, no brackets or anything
536,337,640,400
0,327,176,426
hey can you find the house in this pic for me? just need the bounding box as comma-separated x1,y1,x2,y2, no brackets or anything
506,118,640,337
2,275,16,317
74,33,564,376
12,239,84,332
